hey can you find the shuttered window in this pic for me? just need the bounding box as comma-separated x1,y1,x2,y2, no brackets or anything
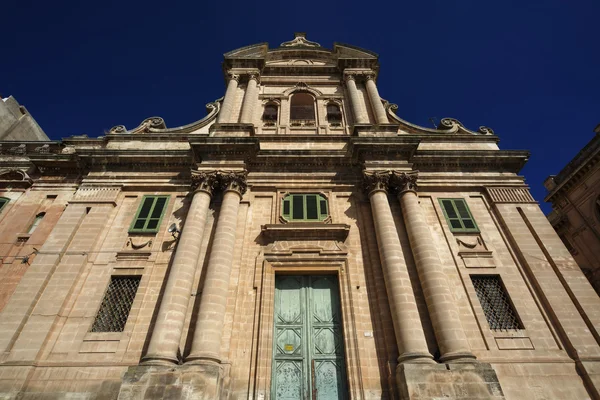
439,198,479,233
129,195,169,233
90,276,141,332
282,194,328,222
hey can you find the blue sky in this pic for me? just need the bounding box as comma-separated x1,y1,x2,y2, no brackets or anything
3,1,599,212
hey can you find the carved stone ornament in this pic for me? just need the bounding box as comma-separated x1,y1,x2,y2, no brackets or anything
190,170,219,194
280,32,321,48
217,170,248,196
343,73,357,83
248,73,261,84
391,171,418,194
227,73,240,82
363,171,390,195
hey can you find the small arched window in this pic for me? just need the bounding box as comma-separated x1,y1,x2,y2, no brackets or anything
326,103,342,125
28,212,45,234
290,93,315,123
262,104,278,124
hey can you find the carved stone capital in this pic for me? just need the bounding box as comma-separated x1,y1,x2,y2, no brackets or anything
390,171,418,194
218,170,248,196
191,170,218,195
363,171,390,196
248,73,260,84
227,73,240,83
364,72,376,81
343,73,357,83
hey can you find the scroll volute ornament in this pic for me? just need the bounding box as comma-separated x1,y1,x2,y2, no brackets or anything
391,171,418,194
363,171,390,195
191,170,218,194
218,170,248,196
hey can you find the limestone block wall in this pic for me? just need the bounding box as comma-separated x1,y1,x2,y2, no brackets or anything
0,174,599,399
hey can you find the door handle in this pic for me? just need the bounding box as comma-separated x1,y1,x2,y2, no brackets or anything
311,359,317,400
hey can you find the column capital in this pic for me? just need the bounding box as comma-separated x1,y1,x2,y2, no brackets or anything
217,170,248,197
363,170,390,196
191,170,219,195
391,170,418,195
247,73,261,83
343,73,357,83
226,72,240,82
364,72,376,81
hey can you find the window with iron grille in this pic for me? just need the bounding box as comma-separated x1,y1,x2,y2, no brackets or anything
129,195,169,233
439,198,479,233
90,276,141,332
471,275,523,330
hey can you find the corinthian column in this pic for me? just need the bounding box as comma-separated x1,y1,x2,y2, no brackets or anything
363,171,434,363
142,170,217,365
365,73,388,124
392,171,475,363
344,73,368,124
239,74,260,124
186,171,247,364
217,73,240,123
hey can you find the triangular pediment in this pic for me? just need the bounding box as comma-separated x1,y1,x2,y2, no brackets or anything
334,43,378,59
224,43,268,59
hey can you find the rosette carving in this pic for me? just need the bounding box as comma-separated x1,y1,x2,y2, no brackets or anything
191,170,218,194
218,170,248,196
391,171,418,194
438,118,464,130
363,171,390,195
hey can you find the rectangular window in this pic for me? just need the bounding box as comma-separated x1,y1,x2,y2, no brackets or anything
90,276,141,332
471,275,523,330
439,198,479,233
129,195,169,233
282,194,329,222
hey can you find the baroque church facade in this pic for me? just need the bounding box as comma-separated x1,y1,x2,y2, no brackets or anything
0,33,599,400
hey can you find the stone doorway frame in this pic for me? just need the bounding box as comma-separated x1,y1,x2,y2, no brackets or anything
250,235,364,399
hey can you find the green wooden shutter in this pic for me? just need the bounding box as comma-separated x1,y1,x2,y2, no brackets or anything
282,194,329,222
439,198,479,232
129,195,169,233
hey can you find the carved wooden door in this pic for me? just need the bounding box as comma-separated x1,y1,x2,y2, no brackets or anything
271,275,347,400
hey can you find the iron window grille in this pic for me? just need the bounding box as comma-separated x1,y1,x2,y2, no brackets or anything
129,195,169,233
90,276,141,332
439,198,479,233
471,275,523,330
281,193,329,222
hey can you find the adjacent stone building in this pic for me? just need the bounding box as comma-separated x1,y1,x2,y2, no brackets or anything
0,33,599,400
545,127,600,294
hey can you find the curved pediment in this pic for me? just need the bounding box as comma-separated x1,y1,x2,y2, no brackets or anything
224,43,269,59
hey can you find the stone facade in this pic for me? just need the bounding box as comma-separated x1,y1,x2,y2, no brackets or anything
0,96,49,142
545,127,600,295
0,33,598,399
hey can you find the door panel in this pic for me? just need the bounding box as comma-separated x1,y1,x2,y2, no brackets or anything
272,275,347,400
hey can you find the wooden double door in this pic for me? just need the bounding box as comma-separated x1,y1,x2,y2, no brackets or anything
271,275,348,400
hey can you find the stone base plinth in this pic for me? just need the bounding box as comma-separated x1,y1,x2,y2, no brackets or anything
118,363,224,400
396,363,505,399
